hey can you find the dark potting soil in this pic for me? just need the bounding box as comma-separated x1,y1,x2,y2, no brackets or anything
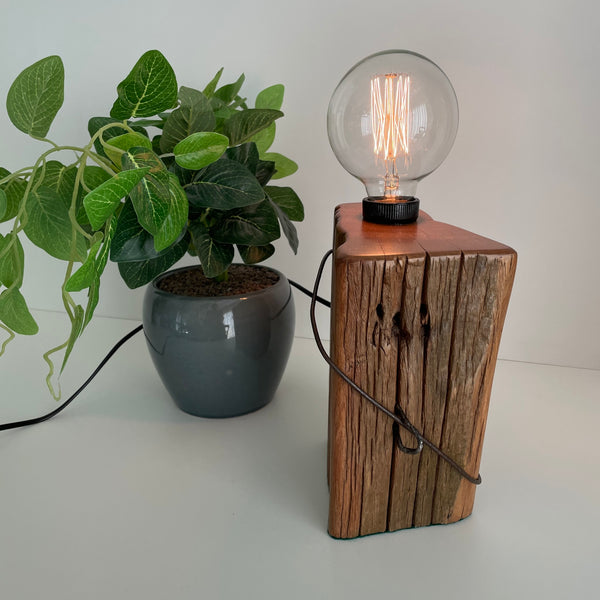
157,265,280,297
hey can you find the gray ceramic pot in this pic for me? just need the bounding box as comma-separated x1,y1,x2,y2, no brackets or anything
143,265,295,418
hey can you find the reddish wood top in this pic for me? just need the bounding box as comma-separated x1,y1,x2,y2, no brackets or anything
334,203,516,261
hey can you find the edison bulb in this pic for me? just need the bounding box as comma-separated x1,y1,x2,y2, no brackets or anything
327,50,459,203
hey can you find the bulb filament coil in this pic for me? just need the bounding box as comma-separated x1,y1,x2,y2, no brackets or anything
370,73,411,197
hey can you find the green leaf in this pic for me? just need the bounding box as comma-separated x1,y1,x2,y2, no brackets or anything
104,132,152,165
255,84,284,110
262,152,298,179
0,180,27,223
84,276,100,329
255,159,276,186
173,132,228,170
153,174,189,253
211,96,232,116
168,160,196,187
129,118,165,128
265,185,304,221
232,95,248,110
64,236,102,292
55,164,80,203
88,116,121,137
34,162,93,227
223,109,283,146
189,220,234,279
64,260,96,292
6,55,64,138
0,288,38,335
88,117,124,158
212,200,280,246
185,158,264,210
152,134,163,155
83,166,112,191
60,305,85,373
31,160,67,191
121,148,171,236
269,198,298,254
31,162,87,221
214,74,245,104
88,117,147,158
24,187,87,262
84,217,118,328
96,215,117,276
225,142,259,174
83,167,149,230
203,68,224,98
55,165,111,227
110,50,178,120
160,87,216,153
110,200,184,263
252,122,276,154
0,169,28,223
0,188,6,220
238,243,275,265
0,235,24,288
117,234,189,289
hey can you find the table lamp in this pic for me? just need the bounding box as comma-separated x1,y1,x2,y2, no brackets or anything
323,50,517,538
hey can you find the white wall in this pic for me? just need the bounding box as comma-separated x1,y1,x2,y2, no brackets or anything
1,0,598,370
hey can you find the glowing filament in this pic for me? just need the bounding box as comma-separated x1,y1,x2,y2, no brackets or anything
370,73,410,196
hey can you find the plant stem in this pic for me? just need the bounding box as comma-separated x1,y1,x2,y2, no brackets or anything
43,340,69,400
0,323,15,357
87,152,116,175
0,124,127,264
0,167,34,186
34,137,60,149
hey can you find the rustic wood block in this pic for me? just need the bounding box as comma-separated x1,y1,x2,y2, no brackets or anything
327,203,517,538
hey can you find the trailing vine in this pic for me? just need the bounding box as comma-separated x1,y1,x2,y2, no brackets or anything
0,50,304,397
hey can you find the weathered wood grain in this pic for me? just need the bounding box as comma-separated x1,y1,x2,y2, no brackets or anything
412,252,461,527
328,203,517,538
431,251,517,523
387,256,425,531
328,258,407,538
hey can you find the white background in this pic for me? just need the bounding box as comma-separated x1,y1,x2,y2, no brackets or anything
0,0,599,370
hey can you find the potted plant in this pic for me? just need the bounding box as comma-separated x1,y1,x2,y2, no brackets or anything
0,50,303,417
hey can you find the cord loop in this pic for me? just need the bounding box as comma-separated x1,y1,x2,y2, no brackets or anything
310,249,481,486
394,408,425,454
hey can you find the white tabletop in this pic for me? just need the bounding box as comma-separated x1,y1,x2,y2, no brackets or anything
1,310,598,599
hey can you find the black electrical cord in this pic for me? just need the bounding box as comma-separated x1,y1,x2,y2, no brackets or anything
0,280,330,433
289,279,330,308
0,325,143,432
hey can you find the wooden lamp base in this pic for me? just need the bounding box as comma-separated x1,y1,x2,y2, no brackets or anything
327,203,517,539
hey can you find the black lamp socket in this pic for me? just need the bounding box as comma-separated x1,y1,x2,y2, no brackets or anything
362,196,420,225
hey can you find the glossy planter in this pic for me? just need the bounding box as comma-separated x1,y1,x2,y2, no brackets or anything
143,265,295,418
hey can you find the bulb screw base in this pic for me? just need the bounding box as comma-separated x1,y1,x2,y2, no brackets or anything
362,197,420,225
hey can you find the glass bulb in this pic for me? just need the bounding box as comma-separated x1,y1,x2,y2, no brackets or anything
327,50,459,199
